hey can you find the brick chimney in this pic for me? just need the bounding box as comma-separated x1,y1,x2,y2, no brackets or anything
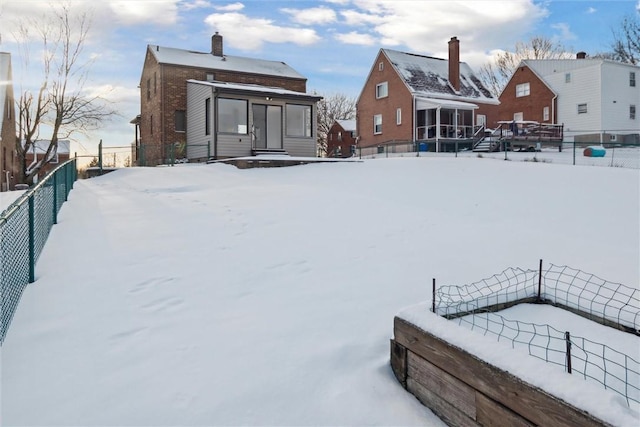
212,32,223,57
448,36,460,92
576,51,586,59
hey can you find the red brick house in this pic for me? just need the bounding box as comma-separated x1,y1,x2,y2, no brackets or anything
138,33,320,165
356,37,499,154
24,140,71,182
327,120,357,157
1,52,18,192
489,53,639,144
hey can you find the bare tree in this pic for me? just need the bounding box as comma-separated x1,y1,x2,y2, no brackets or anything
14,3,115,185
478,36,574,97
316,93,356,156
610,13,640,65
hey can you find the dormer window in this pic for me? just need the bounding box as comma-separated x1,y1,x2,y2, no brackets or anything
206,73,215,82
376,82,388,99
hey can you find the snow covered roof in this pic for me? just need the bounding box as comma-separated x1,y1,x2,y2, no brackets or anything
27,140,71,155
149,44,306,80
523,58,640,77
416,97,478,110
0,53,11,134
187,80,321,101
383,49,498,105
336,119,356,131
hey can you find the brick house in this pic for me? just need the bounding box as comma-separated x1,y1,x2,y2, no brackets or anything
327,119,357,158
491,53,639,143
0,52,18,192
138,33,320,165
356,37,499,154
24,140,71,182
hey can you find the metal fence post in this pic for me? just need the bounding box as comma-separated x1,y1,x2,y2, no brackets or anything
538,258,543,301
573,142,576,166
28,195,35,283
565,331,572,374
432,278,436,314
99,139,103,175
53,172,58,225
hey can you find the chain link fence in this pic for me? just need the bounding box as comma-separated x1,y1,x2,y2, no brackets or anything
432,261,640,407
1,159,77,344
358,139,640,169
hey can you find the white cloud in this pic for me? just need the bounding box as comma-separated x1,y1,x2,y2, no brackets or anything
213,2,245,12
340,10,385,26
551,22,576,41
182,0,214,11
280,7,337,25
204,13,321,50
340,0,549,55
334,31,376,46
586,7,597,14
109,1,180,26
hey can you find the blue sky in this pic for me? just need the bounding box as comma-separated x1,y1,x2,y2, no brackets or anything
1,0,638,154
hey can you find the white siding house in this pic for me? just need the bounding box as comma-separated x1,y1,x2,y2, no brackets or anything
186,80,322,161
524,58,639,143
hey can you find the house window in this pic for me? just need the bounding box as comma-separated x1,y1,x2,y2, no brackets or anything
218,98,248,134
515,82,530,97
396,108,401,125
175,110,186,132
150,114,153,135
337,131,342,141
286,104,312,137
206,73,215,82
565,73,571,83
154,72,157,95
631,72,636,87
205,98,211,135
146,78,151,101
577,103,588,114
543,106,550,121
376,82,388,99
378,62,384,71
373,114,382,134
631,105,636,120
2,147,6,171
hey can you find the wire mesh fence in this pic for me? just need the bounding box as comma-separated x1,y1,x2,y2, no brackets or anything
358,139,640,169
0,159,77,344
433,261,640,407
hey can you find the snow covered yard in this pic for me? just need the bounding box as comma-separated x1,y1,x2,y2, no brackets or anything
1,157,639,426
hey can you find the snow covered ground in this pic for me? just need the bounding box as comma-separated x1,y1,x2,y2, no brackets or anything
0,189,25,213
2,157,639,426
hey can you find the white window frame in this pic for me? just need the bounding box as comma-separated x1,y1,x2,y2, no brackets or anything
373,114,382,134
631,72,636,87
515,82,530,97
396,108,401,125
577,103,588,114
378,62,384,71
543,106,550,122
631,105,636,120
376,82,388,99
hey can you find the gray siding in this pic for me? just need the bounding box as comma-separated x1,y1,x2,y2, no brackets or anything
187,81,318,159
186,82,214,160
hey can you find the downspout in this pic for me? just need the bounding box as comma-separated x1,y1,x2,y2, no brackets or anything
435,106,441,153
213,88,218,160
412,95,416,142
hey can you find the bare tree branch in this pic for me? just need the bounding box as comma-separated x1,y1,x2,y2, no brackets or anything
13,2,116,185
478,36,574,97
316,93,356,156
611,13,640,65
